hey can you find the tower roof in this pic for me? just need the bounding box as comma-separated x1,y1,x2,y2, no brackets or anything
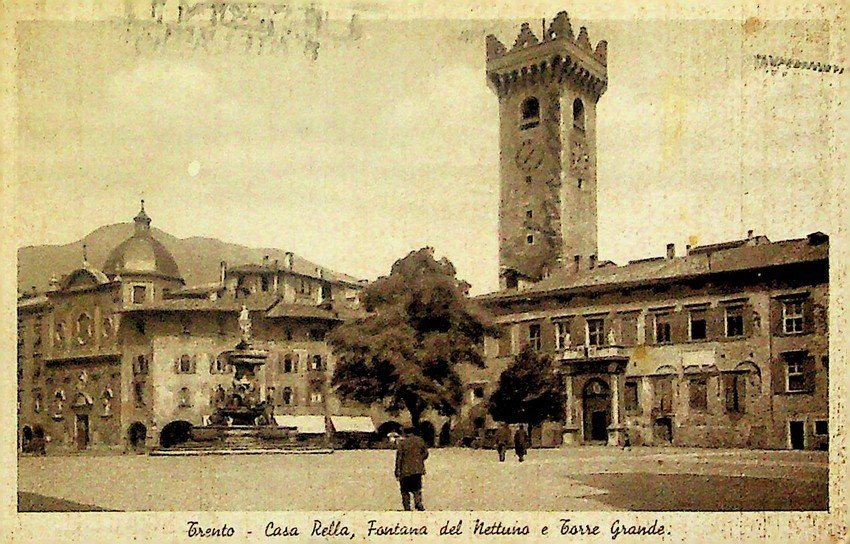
103,201,183,282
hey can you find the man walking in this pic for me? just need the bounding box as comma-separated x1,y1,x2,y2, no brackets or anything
495,423,511,462
395,427,429,511
514,424,529,462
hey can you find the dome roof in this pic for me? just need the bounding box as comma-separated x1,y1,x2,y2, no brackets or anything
103,201,183,282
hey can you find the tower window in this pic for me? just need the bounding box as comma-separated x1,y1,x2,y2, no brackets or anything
577,178,583,189
573,98,585,131
520,97,540,129
526,234,534,244
525,175,532,183
525,209,533,219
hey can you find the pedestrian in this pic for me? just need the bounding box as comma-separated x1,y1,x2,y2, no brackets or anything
514,423,529,462
394,426,429,511
495,423,511,462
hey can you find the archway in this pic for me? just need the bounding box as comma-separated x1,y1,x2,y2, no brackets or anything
21,425,33,451
582,378,611,443
376,420,402,438
438,422,452,447
160,420,193,448
128,422,148,450
418,421,436,447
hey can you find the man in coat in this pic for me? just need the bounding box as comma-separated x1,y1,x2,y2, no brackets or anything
495,423,511,462
394,427,429,511
514,424,529,462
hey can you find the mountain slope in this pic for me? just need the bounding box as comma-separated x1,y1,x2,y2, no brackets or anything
17,223,361,293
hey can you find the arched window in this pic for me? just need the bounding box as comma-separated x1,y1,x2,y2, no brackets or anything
520,96,540,129
177,354,193,374
282,387,293,406
178,387,191,408
283,355,293,373
573,98,585,130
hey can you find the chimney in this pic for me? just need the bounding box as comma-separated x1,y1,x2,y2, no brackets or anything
263,255,270,265
573,254,581,272
685,244,691,255
666,243,675,259
747,229,754,239
589,254,597,269
284,252,294,270
219,261,227,284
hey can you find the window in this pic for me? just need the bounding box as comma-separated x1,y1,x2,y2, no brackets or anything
654,313,672,344
577,178,583,189
266,387,276,404
528,324,542,351
177,354,194,374
177,387,191,408
261,275,270,292
309,329,325,341
520,96,540,129
689,378,708,411
526,209,533,219
76,313,93,344
132,285,147,304
787,358,806,392
724,373,746,413
688,309,707,341
782,300,805,334
814,420,828,436
586,318,604,347
554,321,571,350
34,391,42,413
285,329,293,341
134,355,149,375
134,382,145,407
525,175,532,184
33,317,43,353
310,391,324,404
572,98,585,130
654,376,673,412
282,387,293,406
472,386,485,400
624,381,639,413
725,305,744,337
283,355,293,373
180,316,191,335
526,234,534,245
311,355,324,371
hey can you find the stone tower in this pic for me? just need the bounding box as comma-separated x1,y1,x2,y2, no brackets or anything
486,12,608,289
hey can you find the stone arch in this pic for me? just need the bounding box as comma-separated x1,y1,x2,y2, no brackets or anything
582,378,611,443
128,421,147,449
376,420,402,438
160,420,193,448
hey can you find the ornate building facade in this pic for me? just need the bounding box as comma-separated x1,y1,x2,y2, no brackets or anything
17,203,371,453
474,13,829,450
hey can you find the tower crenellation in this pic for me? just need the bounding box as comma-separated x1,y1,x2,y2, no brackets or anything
487,11,607,290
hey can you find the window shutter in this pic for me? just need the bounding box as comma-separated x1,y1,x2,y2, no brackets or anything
743,304,755,337
770,299,784,336
803,355,816,392
802,297,815,334
770,356,786,394
671,310,688,343
570,316,585,347
541,319,555,352
706,306,724,339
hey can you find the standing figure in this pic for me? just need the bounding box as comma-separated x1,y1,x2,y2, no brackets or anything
394,427,429,511
495,423,511,462
514,424,529,462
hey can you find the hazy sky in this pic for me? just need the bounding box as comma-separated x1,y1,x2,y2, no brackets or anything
14,6,842,294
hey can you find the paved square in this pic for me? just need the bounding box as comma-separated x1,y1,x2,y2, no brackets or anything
18,447,827,512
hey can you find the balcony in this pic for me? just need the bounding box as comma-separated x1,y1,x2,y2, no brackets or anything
559,345,628,361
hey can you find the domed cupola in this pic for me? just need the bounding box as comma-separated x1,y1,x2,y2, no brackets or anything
103,201,183,284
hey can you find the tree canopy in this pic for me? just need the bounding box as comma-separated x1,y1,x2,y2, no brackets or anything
488,345,565,426
327,247,498,426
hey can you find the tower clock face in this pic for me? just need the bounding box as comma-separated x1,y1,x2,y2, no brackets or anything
515,139,544,172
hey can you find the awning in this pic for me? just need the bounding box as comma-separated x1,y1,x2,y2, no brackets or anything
329,416,375,433
273,415,326,434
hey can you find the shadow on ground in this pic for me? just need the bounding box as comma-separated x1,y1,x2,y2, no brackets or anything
18,492,117,512
571,473,828,511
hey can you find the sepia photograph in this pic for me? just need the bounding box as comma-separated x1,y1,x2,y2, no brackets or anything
4,0,846,540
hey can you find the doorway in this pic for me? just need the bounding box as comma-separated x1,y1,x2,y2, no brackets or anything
75,414,90,450
789,420,805,450
582,378,611,444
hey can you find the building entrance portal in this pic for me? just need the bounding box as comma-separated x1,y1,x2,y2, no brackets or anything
75,414,90,450
582,379,611,443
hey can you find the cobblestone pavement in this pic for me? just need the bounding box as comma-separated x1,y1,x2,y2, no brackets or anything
18,447,828,511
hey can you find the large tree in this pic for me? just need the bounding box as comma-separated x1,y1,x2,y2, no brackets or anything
327,248,498,426
488,345,565,426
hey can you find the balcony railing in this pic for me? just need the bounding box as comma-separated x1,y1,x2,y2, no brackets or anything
560,345,628,361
